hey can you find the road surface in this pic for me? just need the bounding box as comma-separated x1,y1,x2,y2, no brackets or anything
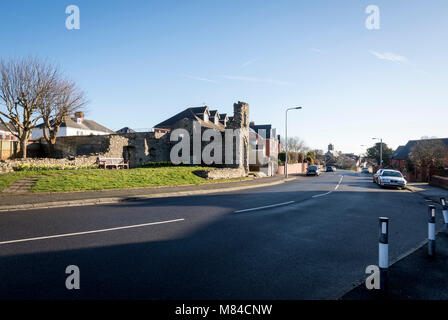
0,170,442,299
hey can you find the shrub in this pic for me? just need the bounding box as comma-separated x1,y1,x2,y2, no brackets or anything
278,152,300,164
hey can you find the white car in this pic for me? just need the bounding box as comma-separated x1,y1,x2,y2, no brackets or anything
377,170,407,189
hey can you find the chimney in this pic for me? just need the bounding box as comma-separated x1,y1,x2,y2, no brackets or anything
74,111,84,120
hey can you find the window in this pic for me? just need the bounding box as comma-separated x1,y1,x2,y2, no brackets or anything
203,113,209,122
381,171,403,177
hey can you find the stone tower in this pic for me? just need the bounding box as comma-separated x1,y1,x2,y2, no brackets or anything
227,101,249,174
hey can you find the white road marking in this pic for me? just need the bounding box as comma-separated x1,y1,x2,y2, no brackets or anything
0,218,185,246
312,191,333,198
312,175,344,198
235,175,345,212
234,201,295,213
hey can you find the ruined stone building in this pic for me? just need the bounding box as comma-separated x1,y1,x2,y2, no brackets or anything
31,101,251,176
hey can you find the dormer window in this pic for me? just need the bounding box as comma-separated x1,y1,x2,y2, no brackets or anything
203,113,209,122
76,118,82,124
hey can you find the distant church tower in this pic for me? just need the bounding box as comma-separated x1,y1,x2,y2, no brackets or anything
328,143,334,152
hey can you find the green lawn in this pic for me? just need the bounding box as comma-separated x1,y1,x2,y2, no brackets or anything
0,166,251,193
0,171,54,191
33,166,218,192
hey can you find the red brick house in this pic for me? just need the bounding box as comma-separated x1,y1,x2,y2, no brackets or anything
391,138,448,181
249,122,281,160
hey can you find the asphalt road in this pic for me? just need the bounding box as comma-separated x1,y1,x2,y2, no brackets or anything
0,170,443,299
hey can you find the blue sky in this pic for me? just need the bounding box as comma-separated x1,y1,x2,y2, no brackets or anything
1,0,447,154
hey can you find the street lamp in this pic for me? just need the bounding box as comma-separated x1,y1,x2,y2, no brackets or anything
372,137,383,168
359,144,367,169
285,106,302,178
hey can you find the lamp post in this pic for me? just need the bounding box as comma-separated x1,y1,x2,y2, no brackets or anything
359,144,367,168
285,106,302,178
372,137,383,168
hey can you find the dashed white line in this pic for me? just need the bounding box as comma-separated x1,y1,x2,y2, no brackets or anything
234,201,295,213
312,175,344,198
312,191,333,198
235,175,345,212
0,218,185,246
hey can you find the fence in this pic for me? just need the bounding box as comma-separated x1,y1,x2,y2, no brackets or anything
0,140,18,160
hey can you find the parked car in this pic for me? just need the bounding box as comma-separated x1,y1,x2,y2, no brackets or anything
326,166,336,172
373,169,384,183
361,167,370,174
377,170,407,189
306,165,321,176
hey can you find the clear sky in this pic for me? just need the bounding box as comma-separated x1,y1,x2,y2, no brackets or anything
1,0,447,154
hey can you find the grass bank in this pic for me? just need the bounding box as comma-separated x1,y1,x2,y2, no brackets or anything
0,166,249,193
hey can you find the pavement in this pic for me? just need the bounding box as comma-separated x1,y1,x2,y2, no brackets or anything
1,170,446,299
340,181,448,300
407,182,448,203
0,174,299,211
342,231,448,300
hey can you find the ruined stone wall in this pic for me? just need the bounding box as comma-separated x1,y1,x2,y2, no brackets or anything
0,155,99,174
226,101,250,174
14,101,251,179
38,132,171,168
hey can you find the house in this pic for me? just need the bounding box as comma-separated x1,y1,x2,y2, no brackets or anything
0,122,19,159
32,112,114,138
0,122,18,141
249,122,281,160
154,106,227,133
391,138,448,181
116,127,136,134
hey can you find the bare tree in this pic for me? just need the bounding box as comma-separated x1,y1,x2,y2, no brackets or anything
0,57,58,158
40,79,87,157
281,136,309,153
410,139,448,180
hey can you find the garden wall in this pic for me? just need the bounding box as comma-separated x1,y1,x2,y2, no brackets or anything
277,163,308,175
430,175,448,190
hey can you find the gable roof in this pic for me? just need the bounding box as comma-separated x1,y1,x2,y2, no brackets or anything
35,117,114,134
391,145,406,159
250,124,276,139
154,106,225,131
154,107,208,129
116,127,136,133
392,138,448,160
0,122,16,133
209,110,219,118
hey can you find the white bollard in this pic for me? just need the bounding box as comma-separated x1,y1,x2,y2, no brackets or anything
441,198,448,231
379,217,389,291
428,205,436,257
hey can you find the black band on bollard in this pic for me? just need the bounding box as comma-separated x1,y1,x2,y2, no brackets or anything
428,205,436,223
379,217,389,244
428,205,436,257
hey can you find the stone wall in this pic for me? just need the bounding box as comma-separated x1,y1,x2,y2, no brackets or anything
37,132,172,168
226,101,250,174
193,167,247,180
0,155,98,174
11,101,252,180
